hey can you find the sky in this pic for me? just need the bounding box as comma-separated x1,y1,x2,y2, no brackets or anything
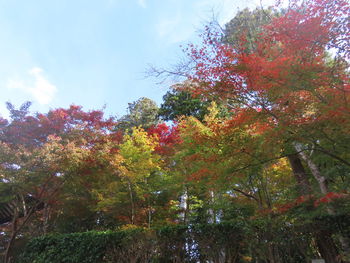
0,0,274,119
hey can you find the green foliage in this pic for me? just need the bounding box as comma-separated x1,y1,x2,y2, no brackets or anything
223,7,279,52
20,218,347,263
159,88,210,121
154,224,190,262
117,97,159,130
159,87,231,122
18,231,122,263
18,224,248,263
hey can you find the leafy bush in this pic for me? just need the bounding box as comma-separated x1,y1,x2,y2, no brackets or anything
17,215,350,263
18,231,124,263
18,223,248,263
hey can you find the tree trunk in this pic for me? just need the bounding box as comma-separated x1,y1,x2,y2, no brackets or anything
294,143,350,261
43,203,51,234
147,196,151,229
180,187,189,224
4,210,18,263
127,181,135,225
295,144,329,194
208,190,216,223
287,153,312,195
315,230,341,263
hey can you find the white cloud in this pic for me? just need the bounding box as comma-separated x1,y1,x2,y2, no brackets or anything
138,0,146,8
7,67,57,105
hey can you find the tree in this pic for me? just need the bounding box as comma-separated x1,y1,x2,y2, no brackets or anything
0,104,117,262
159,86,210,121
173,103,292,223
117,97,159,130
223,7,279,52
0,135,89,263
182,0,350,260
93,127,171,227
5,101,32,122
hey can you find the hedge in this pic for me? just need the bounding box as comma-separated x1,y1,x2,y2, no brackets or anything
18,223,246,263
17,215,350,263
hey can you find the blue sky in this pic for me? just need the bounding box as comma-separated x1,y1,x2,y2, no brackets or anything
0,0,273,119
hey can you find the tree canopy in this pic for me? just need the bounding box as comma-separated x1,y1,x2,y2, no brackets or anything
1,0,350,262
